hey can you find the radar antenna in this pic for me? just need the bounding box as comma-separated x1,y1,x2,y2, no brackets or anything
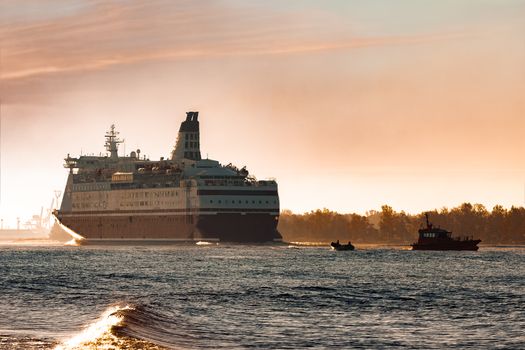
105,124,123,159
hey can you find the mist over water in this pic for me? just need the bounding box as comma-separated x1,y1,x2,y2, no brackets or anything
0,244,523,349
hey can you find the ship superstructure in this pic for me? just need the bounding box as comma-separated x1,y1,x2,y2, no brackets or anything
55,112,282,243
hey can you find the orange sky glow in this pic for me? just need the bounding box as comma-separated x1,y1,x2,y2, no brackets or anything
1,0,525,225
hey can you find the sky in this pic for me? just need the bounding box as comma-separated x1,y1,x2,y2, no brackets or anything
1,0,525,226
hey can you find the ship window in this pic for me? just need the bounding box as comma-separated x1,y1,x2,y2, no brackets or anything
210,200,213,203
218,200,222,204
259,201,262,204
265,201,269,204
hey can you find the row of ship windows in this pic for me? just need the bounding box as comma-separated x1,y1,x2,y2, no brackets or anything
73,216,191,223
74,184,109,191
73,200,277,209
73,194,108,201
75,190,181,199
120,201,179,207
122,191,178,199
72,202,106,209
210,199,277,205
422,233,441,238
72,201,181,209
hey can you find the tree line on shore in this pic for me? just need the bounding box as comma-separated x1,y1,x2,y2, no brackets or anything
277,203,525,245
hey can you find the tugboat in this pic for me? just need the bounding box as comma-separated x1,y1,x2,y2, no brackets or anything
411,213,481,251
330,240,355,251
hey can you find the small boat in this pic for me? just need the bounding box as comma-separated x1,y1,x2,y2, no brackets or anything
411,213,481,251
330,240,355,251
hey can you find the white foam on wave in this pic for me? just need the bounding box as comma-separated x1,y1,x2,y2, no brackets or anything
196,241,217,246
64,239,79,246
54,305,133,350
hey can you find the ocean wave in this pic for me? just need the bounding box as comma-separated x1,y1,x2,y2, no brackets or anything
54,304,173,350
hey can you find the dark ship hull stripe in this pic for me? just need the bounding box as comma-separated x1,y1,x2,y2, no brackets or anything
412,244,480,251
60,208,280,216
59,212,281,242
197,190,278,196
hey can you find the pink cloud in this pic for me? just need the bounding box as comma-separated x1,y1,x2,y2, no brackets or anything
1,1,468,81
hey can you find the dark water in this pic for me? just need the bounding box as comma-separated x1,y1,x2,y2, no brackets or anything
0,243,524,349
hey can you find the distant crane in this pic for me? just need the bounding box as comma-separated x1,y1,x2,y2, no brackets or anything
54,190,62,209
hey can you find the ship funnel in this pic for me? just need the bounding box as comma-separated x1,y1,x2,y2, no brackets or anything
171,111,201,161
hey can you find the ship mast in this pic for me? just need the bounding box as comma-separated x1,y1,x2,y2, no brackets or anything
105,124,123,160
425,212,432,229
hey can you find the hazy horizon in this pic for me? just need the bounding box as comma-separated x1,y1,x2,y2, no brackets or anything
1,0,525,226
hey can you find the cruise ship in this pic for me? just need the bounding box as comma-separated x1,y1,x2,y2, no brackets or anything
54,112,282,243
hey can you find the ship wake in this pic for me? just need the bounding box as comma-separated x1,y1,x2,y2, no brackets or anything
52,215,86,245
